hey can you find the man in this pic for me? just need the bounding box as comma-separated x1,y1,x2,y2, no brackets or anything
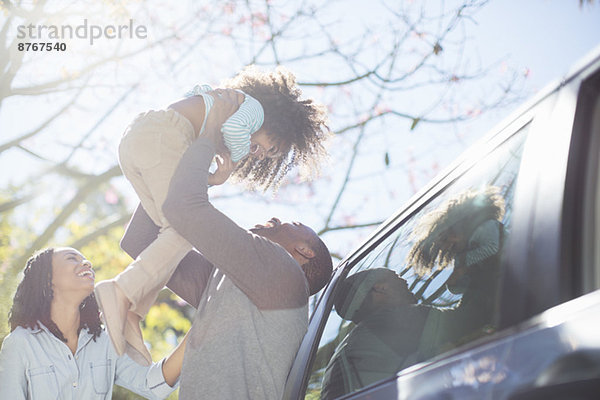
118,90,333,399
321,268,443,400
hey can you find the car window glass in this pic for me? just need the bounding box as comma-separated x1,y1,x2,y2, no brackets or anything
305,124,530,400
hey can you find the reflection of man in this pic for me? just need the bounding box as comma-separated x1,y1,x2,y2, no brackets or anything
120,91,334,399
321,268,440,400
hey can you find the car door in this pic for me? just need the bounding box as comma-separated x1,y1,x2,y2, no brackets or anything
283,50,600,400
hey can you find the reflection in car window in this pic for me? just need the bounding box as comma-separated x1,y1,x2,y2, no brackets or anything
305,124,530,400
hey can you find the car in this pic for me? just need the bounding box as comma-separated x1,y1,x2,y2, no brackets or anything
282,46,600,400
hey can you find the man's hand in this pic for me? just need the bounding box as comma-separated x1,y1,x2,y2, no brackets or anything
208,153,237,186
202,88,244,154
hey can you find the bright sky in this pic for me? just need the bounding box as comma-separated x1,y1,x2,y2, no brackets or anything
1,0,600,258
431,0,600,170
472,0,600,92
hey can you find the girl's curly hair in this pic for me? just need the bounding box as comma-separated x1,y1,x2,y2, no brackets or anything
222,65,330,190
8,248,102,342
406,186,506,276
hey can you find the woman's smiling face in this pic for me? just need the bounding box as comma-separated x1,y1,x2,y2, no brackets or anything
51,247,95,298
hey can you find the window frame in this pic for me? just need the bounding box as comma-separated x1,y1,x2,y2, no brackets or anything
563,66,600,297
500,54,600,328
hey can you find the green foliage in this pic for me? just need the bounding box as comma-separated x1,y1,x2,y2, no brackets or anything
305,389,321,400
410,117,420,131
144,302,191,357
78,226,131,282
0,192,36,343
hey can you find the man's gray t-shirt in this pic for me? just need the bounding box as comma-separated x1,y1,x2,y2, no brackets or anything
180,269,307,399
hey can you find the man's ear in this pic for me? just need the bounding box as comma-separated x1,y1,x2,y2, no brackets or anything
294,243,315,260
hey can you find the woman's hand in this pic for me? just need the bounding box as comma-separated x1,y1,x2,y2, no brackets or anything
208,153,237,186
202,88,244,154
162,331,189,387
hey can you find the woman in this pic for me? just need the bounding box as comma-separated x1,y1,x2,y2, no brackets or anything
0,247,186,399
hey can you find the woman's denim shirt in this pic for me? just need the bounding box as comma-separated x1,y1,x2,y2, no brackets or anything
0,323,175,399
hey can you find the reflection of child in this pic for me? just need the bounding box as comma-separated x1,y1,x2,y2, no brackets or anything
406,186,506,345
406,186,506,290
96,66,330,365
444,218,503,294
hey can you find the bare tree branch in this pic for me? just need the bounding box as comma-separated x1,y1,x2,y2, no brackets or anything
0,86,84,154
318,221,383,236
68,214,131,249
6,31,177,98
16,165,122,268
0,193,37,213
61,83,138,165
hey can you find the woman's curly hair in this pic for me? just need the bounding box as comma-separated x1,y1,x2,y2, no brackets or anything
8,248,102,342
222,65,330,190
406,186,506,276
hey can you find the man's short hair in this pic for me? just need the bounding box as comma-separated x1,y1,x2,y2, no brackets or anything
301,236,333,296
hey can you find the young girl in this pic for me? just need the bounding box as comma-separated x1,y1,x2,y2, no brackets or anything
95,66,330,364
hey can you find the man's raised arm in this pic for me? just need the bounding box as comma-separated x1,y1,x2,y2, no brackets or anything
162,91,307,310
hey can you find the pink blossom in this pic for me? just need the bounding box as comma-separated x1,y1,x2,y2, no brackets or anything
104,188,119,205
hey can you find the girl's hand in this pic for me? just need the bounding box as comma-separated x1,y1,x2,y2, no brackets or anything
208,153,237,186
